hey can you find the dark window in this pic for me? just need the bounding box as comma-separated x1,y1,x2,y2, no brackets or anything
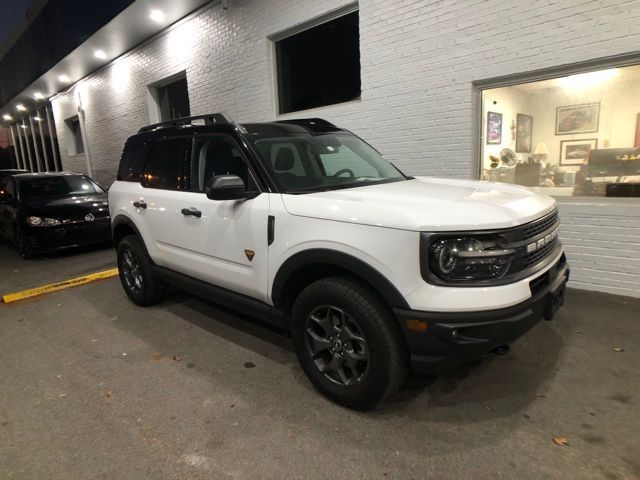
276,11,360,114
117,138,148,182
142,138,191,190
156,76,191,121
191,136,252,192
65,117,84,154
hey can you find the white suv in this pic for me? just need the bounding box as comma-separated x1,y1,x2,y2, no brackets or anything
109,114,569,409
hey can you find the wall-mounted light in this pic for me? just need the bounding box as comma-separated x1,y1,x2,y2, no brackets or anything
20,124,28,129
34,92,44,100
16,104,27,111
94,49,107,60
33,116,43,122
59,74,71,83
149,9,165,22
2,114,13,121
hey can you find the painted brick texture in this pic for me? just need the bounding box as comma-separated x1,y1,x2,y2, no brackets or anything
50,0,640,297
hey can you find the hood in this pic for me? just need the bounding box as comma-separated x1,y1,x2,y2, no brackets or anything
281,177,556,232
21,193,109,220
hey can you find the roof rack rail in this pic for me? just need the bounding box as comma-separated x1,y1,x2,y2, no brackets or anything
138,113,232,133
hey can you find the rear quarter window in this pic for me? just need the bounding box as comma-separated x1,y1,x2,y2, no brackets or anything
117,137,149,182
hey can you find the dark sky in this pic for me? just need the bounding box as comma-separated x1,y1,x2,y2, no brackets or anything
0,0,33,51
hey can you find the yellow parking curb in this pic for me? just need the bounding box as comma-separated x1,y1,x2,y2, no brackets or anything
2,268,119,304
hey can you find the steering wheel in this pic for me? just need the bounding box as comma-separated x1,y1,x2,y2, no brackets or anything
333,168,355,179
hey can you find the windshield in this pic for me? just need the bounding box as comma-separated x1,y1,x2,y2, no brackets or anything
249,132,406,193
19,175,104,201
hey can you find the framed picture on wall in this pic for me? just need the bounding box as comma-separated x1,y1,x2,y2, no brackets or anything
555,103,600,135
486,111,502,144
515,114,532,153
559,138,597,166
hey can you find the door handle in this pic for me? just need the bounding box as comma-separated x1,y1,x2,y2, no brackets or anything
133,200,147,209
181,208,202,218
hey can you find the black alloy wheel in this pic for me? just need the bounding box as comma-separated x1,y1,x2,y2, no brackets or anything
305,305,369,387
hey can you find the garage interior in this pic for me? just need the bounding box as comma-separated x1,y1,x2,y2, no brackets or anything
1,0,639,478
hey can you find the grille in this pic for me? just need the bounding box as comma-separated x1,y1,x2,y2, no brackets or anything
524,237,558,267
522,210,558,240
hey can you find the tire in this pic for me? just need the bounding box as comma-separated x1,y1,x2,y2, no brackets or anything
116,235,165,306
15,226,32,259
291,276,409,410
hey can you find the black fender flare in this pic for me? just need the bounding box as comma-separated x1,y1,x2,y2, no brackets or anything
111,214,147,250
271,249,410,310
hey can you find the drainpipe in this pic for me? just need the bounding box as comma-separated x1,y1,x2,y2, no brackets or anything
9,124,22,169
37,109,50,171
77,103,92,178
28,115,43,172
45,106,60,171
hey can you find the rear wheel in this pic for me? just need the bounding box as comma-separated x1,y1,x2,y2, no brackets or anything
291,276,408,410
117,235,165,306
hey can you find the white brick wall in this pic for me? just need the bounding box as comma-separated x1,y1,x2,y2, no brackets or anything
51,0,640,297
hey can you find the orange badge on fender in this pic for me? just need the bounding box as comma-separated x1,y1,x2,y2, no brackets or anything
244,249,255,261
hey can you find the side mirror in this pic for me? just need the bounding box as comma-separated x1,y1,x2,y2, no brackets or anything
205,175,258,201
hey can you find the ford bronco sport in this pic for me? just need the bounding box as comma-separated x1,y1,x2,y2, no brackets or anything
109,114,569,410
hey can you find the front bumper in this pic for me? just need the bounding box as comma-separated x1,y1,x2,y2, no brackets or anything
394,254,569,375
24,218,112,253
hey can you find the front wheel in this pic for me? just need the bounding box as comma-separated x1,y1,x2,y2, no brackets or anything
291,276,408,410
117,235,165,306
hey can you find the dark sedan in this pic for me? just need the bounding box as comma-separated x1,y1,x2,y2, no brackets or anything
0,172,111,258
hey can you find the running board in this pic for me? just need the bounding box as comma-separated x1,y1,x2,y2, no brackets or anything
150,265,286,328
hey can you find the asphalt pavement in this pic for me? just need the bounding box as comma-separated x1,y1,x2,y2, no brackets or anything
0,241,638,479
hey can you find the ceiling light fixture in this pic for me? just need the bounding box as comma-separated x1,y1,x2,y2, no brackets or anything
59,74,70,83
149,9,165,22
34,92,44,100
94,49,107,60
33,116,42,122
16,104,26,111
3,114,13,121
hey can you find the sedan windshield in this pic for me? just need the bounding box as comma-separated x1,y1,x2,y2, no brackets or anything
249,132,406,193
19,176,104,201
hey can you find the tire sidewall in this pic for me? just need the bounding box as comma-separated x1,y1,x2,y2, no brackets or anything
117,236,160,305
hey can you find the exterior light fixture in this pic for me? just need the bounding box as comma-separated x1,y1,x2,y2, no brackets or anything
16,104,27,111
59,74,71,83
33,116,42,122
149,9,165,22
94,49,107,60
20,124,28,129
34,92,44,100
2,114,13,121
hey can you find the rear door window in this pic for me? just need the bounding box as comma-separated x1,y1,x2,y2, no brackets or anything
142,137,191,190
117,138,149,182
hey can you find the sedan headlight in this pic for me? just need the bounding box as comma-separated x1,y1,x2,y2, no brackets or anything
27,216,61,227
428,236,515,282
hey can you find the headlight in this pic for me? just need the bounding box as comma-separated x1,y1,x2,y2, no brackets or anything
428,236,515,282
27,216,61,227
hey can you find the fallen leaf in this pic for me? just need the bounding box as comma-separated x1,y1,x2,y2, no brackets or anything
151,352,163,362
244,362,256,369
105,388,112,398
184,324,193,331
536,393,546,398
173,355,182,362
613,347,624,352
553,436,568,446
